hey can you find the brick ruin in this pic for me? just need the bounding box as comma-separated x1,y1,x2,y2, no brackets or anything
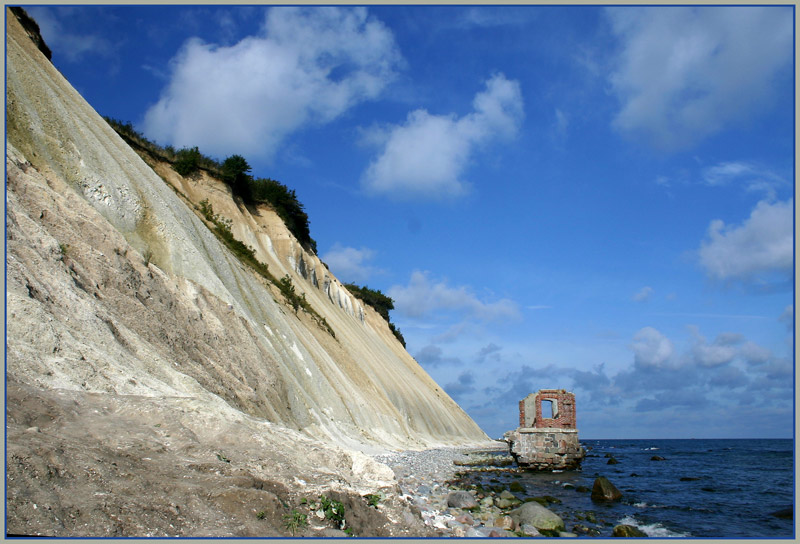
518,389,577,429
505,389,585,471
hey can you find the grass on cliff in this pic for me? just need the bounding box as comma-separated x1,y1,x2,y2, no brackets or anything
198,200,334,338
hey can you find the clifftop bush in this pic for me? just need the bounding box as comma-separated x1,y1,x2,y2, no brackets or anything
344,283,405,347
104,117,316,253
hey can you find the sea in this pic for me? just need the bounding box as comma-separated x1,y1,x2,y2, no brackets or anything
460,438,794,538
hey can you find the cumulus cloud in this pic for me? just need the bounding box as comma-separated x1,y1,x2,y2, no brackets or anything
388,270,520,321
630,326,674,369
361,73,524,199
688,327,742,368
632,286,653,302
143,7,402,159
320,243,380,283
698,199,793,284
607,6,792,150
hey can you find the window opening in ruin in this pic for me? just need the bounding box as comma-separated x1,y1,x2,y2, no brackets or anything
541,399,555,419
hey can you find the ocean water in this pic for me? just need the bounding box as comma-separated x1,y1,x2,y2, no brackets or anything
462,439,794,538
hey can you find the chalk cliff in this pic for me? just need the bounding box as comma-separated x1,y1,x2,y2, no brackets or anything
5,9,490,536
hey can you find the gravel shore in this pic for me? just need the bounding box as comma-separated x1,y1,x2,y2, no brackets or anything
373,443,543,537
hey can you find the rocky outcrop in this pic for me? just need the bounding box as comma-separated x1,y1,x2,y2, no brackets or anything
591,476,623,502
5,9,492,537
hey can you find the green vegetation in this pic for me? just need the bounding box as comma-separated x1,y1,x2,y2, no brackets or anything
364,493,382,508
103,117,316,252
196,199,333,337
343,283,405,347
172,146,202,176
282,509,308,536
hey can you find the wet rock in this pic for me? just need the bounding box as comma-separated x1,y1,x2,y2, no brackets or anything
650,455,666,461
509,501,565,533
509,481,524,493
607,457,619,465
770,507,793,520
612,524,647,537
446,491,477,509
591,476,622,502
575,485,591,493
520,523,541,537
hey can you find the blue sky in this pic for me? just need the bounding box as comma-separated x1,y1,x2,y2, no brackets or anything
27,5,794,439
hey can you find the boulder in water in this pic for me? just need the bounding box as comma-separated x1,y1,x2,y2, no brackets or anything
770,507,793,520
607,457,619,465
650,455,666,461
612,524,647,537
591,476,622,502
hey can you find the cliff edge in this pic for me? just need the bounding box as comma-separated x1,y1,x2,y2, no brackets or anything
5,9,491,537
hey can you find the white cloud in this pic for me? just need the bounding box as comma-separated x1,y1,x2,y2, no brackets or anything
320,243,379,283
361,73,524,200
630,326,674,369
143,7,401,159
632,286,653,302
702,161,787,198
388,270,520,321
688,327,742,368
698,199,793,282
607,6,792,150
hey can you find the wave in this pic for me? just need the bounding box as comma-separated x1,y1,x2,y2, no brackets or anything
618,515,690,538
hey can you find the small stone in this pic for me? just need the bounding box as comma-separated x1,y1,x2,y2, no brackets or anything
520,524,541,537
498,490,516,500
451,527,466,537
558,531,578,537
494,515,515,531
575,485,591,493
488,529,511,537
25,427,40,434
509,481,524,493
455,514,474,525
607,457,619,465
447,491,478,509
650,455,666,461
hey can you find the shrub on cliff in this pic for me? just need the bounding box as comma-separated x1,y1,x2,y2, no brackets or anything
173,146,201,176
344,284,405,347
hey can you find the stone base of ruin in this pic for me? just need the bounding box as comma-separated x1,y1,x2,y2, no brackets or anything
504,428,585,471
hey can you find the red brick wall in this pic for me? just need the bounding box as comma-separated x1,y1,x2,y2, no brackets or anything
517,389,576,429
533,389,576,429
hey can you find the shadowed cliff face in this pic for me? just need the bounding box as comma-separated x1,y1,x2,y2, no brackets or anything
5,9,491,536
